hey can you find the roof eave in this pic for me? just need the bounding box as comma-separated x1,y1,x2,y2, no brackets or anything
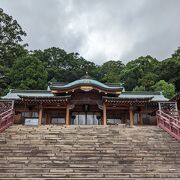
18,95,71,99
50,84,122,92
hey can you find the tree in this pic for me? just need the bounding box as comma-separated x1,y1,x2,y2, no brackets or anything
10,55,48,90
33,47,99,82
120,56,159,90
158,48,180,91
152,80,175,99
0,65,10,95
99,60,125,83
138,73,158,90
133,86,145,91
0,8,28,95
0,8,27,67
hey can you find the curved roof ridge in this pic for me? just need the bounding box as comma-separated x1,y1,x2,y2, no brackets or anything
50,78,123,91
64,79,110,88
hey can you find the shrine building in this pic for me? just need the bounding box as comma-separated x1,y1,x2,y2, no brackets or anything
2,75,168,126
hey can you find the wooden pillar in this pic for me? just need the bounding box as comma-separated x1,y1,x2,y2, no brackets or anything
103,103,107,125
129,106,133,128
38,105,43,126
139,110,143,126
45,112,48,125
30,111,33,118
65,104,70,125
47,114,50,124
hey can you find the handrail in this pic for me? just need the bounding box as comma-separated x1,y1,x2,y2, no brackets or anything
156,110,180,141
1,111,14,121
162,110,180,118
0,100,14,114
0,109,13,118
157,110,180,124
0,108,14,133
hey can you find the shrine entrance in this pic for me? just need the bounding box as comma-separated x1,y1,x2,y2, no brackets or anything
71,112,101,125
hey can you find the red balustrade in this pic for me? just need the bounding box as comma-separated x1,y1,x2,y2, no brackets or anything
0,101,14,133
156,110,180,141
162,110,180,120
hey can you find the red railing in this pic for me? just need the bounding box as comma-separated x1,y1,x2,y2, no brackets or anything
162,110,180,120
156,110,180,141
0,109,14,133
0,100,14,133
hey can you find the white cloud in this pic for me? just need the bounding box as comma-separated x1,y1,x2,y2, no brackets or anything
1,0,180,64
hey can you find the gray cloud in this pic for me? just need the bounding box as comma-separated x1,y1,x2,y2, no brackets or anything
1,0,180,64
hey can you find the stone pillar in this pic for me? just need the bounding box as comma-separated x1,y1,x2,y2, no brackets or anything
103,103,107,125
65,104,70,125
38,105,43,126
129,106,133,128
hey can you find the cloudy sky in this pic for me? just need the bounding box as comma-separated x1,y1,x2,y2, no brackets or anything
1,0,180,64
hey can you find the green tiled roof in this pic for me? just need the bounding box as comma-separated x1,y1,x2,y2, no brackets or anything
19,95,71,99
1,89,54,100
51,79,123,91
119,91,168,102
1,89,169,103
103,96,152,101
64,79,118,89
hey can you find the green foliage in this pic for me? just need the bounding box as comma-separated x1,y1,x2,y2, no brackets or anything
100,60,125,83
133,86,145,91
0,65,10,95
138,73,158,91
120,56,159,90
10,55,48,90
152,80,175,99
33,47,100,83
157,48,180,91
0,8,27,67
0,8,28,95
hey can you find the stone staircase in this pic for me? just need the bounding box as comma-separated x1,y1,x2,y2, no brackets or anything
0,125,180,179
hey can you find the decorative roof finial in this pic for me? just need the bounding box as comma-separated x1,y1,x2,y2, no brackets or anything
80,72,92,79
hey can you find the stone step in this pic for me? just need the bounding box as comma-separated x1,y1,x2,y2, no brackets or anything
0,125,180,179
0,172,180,178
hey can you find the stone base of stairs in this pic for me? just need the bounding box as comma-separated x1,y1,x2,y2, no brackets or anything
0,125,180,179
